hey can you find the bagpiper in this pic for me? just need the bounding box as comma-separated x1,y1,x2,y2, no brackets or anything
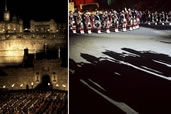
84,10,92,34
154,11,159,25
103,10,111,33
168,11,171,25
135,10,140,29
126,8,133,31
147,11,151,25
69,11,77,33
112,10,119,32
93,10,102,33
76,11,84,34
120,10,127,31
165,12,169,23
160,11,165,25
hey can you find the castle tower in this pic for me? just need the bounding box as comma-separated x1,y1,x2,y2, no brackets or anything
3,0,10,21
19,19,24,33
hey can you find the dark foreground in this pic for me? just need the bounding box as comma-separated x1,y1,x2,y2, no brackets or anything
69,26,171,114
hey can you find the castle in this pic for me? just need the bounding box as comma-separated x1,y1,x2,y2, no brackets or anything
0,1,68,91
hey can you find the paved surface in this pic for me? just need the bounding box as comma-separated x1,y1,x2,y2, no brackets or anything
70,27,171,63
69,26,171,114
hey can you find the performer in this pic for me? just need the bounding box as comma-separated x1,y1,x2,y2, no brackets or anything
120,10,127,31
93,10,102,33
76,11,84,34
160,11,165,25
154,11,159,25
147,11,151,25
103,11,111,33
108,11,113,27
135,10,140,29
84,10,92,34
126,8,133,31
165,12,169,23
69,11,77,33
168,11,171,25
151,13,155,23
112,10,119,32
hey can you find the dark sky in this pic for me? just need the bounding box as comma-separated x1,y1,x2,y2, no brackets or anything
0,0,68,27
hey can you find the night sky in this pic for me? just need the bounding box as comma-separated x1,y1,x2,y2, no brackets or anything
0,0,68,27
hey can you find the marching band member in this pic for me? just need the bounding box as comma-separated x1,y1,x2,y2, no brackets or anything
103,11,111,33
168,11,171,25
165,12,169,23
84,10,92,34
147,11,151,25
76,11,84,34
94,10,102,33
154,11,159,25
160,11,165,25
126,8,133,31
69,11,77,34
112,10,119,32
120,10,127,31
135,10,140,29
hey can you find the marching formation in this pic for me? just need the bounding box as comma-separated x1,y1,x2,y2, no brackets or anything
69,8,142,34
141,11,171,25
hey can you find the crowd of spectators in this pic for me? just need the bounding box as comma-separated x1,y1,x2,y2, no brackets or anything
0,90,67,114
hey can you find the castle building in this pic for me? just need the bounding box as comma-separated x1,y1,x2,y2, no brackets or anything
30,19,57,33
0,2,23,33
30,19,67,34
0,1,67,91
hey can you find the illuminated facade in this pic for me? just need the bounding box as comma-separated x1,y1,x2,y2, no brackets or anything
0,6,23,33
30,20,67,33
30,19,57,33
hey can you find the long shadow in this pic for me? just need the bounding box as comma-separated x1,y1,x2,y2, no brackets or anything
70,48,171,114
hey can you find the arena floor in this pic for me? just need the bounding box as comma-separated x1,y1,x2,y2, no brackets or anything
69,26,171,114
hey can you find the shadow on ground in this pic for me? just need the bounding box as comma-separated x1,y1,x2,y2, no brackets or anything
69,48,171,114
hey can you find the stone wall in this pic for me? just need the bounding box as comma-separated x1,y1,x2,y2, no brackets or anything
0,59,68,90
0,33,66,66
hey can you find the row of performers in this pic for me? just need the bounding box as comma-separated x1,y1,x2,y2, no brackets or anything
141,11,171,25
69,9,141,34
